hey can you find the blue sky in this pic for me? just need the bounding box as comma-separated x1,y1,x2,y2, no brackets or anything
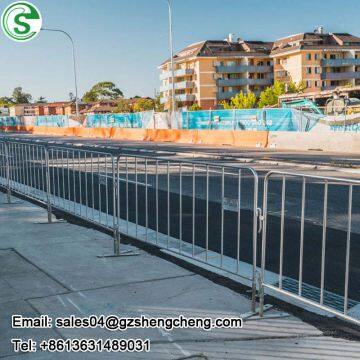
0,0,360,101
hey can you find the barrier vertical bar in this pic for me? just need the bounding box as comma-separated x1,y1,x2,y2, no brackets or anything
179,163,182,252
236,169,241,274
344,185,353,314
298,177,306,295
167,161,170,248
4,142,11,203
156,159,159,244
145,158,148,242
220,167,224,268
279,176,286,289
192,164,196,257
320,181,328,305
45,148,52,223
259,175,269,317
251,170,259,312
205,165,209,262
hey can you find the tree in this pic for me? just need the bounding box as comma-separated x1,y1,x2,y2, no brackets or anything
82,81,123,103
133,98,155,112
287,79,306,93
154,94,164,112
257,81,286,108
0,96,14,108
12,87,32,104
36,96,47,103
188,103,202,111
114,98,132,113
69,92,75,101
82,90,97,103
222,91,257,109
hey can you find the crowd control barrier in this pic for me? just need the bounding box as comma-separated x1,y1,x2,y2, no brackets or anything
0,137,260,312
259,171,360,325
1,137,360,325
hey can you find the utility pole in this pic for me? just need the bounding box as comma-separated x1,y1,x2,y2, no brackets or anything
41,28,80,117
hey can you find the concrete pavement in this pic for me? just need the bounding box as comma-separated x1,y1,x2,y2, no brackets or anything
1,191,360,359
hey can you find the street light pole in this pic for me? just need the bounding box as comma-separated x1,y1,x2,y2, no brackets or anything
165,0,176,115
41,28,80,117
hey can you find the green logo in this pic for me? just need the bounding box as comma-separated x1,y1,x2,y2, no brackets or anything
1,1,42,42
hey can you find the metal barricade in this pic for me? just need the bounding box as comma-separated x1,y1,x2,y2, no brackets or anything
0,140,10,202
260,171,360,325
47,147,116,230
116,154,260,309
2,140,48,204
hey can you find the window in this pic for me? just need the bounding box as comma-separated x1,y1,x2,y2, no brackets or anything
314,81,319,87
306,67,312,74
306,53,311,60
306,80,311,88
267,60,271,66
330,54,336,59
314,53,319,60
314,67,321,74
323,54,327,59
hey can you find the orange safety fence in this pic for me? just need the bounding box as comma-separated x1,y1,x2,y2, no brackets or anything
1,126,269,148
111,128,147,141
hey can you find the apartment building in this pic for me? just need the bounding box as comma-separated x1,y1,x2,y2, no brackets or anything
9,102,91,117
9,104,40,116
159,35,273,110
272,29,360,92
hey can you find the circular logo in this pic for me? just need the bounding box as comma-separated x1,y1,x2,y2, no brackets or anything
1,1,42,42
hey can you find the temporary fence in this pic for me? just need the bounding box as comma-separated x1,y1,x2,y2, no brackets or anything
86,111,154,129
35,115,70,127
182,108,322,131
330,122,360,132
0,116,21,127
0,138,260,312
1,109,322,132
259,171,360,325
1,137,360,325
115,154,260,305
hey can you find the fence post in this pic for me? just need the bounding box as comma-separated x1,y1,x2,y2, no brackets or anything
4,142,11,203
98,155,139,258
44,148,53,223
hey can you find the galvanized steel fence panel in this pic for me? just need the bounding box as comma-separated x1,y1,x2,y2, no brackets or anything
115,155,259,308
260,171,360,325
47,147,116,230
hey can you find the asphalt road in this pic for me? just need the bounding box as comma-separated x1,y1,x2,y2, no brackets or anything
1,133,360,312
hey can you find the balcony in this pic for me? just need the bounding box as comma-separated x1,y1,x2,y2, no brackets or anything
321,71,360,81
216,91,240,100
217,78,273,87
216,65,273,73
159,68,194,80
321,58,360,67
160,81,194,92
160,94,196,104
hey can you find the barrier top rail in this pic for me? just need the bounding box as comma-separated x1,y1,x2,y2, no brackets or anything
264,170,360,184
116,153,260,178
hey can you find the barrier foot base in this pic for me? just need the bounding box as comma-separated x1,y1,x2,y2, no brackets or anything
97,250,140,258
34,219,66,224
241,304,289,321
